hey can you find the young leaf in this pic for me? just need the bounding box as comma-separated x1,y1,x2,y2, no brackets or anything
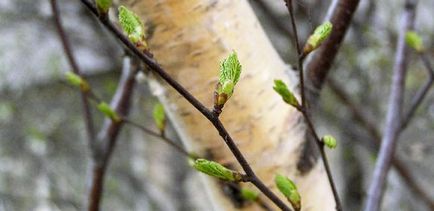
214,51,242,108
303,21,333,55
240,188,259,201
192,158,241,181
65,71,90,92
273,80,299,108
275,174,301,211
118,6,146,47
153,103,166,134
97,102,121,122
96,0,112,14
322,135,337,149
405,31,423,52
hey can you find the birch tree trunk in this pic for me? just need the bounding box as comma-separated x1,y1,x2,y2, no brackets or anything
121,0,335,210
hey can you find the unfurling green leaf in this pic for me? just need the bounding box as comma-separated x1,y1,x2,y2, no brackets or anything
322,135,337,149
275,174,301,211
405,31,424,52
118,6,147,48
273,80,299,108
192,158,241,181
97,102,121,122
240,188,259,201
303,21,333,55
214,52,242,108
96,0,112,14
65,71,90,92
153,103,166,134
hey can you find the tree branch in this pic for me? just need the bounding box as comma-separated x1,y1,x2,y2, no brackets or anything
283,0,342,210
400,53,434,130
87,56,138,211
79,1,291,210
365,1,418,210
50,0,97,151
304,0,360,101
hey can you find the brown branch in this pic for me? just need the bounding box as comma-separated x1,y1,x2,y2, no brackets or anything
365,1,418,210
79,1,291,210
123,119,192,158
304,0,360,101
283,0,342,210
50,0,96,150
400,53,434,130
87,57,138,211
327,79,434,210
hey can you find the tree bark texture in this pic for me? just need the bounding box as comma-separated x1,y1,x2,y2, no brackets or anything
121,0,335,210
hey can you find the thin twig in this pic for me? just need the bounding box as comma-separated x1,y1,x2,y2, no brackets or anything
400,53,434,130
283,0,342,210
304,0,360,101
50,0,96,150
123,119,191,157
327,79,434,210
79,1,291,210
365,1,417,210
87,56,138,211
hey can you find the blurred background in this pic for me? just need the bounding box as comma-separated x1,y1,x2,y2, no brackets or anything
0,0,433,210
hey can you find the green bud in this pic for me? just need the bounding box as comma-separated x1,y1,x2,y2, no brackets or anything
118,6,147,48
97,102,121,122
214,52,242,108
405,31,423,52
303,21,333,55
273,80,299,108
275,174,301,211
152,103,166,134
240,188,259,201
96,0,112,15
192,158,241,181
322,135,337,149
65,71,90,92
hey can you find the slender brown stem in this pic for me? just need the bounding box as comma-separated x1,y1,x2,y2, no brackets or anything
123,119,191,158
50,0,96,149
283,0,342,210
79,1,291,210
86,57,138,211
400,53,433,130
304,0,360,99
365,1,417,210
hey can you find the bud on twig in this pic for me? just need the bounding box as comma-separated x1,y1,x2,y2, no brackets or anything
275,174,301,211
65,71,90,92
152,103,166,134
303,21,333,57
191,158,243,182
97,102,121,122
273,80,300,108
96,0,112,16
214,52,242,113
240,188,259,201
322,135,337,149
118,6,147,50
405,31,424,52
